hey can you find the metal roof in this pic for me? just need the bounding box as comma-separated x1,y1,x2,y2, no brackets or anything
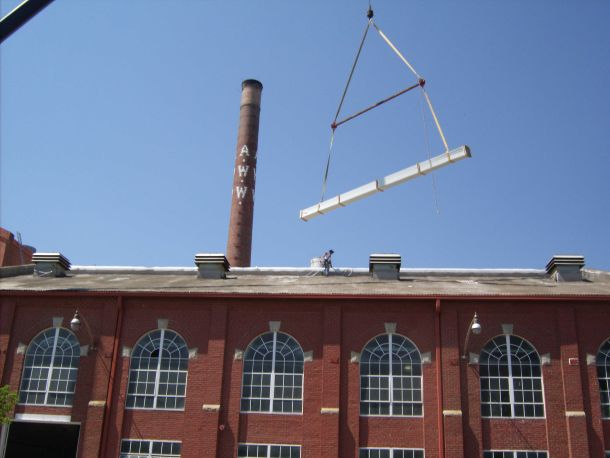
2,265,610,298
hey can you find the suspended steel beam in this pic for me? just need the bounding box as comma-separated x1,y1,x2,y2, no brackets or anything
300,145,471,221
1,0,54,44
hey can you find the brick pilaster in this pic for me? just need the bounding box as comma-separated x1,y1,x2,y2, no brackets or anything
320,305,341,457
199,304,227,458
558,306,591,457
442,306,465,458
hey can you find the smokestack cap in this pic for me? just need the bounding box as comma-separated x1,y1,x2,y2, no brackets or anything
32,252,71,277
242,79,263,90
195,253,230,279
545,255,585,282
369,253,401,280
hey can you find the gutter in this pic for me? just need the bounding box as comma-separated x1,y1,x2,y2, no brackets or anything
1,290,609,301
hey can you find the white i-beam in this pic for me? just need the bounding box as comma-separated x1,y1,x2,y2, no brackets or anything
300,145,471,221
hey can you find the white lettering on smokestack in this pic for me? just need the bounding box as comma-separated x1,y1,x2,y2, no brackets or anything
238,165,249,177
236,186,248,199
240,145,250,156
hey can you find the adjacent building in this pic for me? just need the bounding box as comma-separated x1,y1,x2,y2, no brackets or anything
0,228,34,268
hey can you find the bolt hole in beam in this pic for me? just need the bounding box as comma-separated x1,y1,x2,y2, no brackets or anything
300,145,471,221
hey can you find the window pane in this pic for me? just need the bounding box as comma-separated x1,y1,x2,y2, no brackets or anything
126,329,188,411
480,335,544,418
360,334,422,417
241,332,304,413
360,449,424,458
120,439,181,458
19,328,80,407
238,444,301,458
597,339,610,418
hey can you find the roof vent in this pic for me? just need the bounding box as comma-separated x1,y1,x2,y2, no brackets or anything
310,257,324,268
369,253,401,280
195,253,230,279
32,252,70,277
545,255,585,282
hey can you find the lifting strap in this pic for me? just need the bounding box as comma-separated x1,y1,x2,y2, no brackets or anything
332,19,373,129
320,9,450,202
422,89,449,153
372,22,421,80
321,18,372,202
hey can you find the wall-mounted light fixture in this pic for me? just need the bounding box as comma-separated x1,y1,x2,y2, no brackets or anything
70,310,96,351
461,312,481,360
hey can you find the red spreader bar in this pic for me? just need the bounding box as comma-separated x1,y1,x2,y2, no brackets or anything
332,78,425,130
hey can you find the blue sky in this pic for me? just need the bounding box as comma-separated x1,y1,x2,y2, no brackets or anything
2,1,609,269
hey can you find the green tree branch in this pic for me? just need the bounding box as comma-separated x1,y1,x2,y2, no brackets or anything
0,385,18,424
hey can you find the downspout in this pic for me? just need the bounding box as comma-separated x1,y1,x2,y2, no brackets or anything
435,298,445,458
99,295,124,458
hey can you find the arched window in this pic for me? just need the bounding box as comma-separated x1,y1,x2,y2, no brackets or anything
597,338,610,418
241,332,304,414
360,333,422,416
19,327,80,406
480,335,544,418
126,329,188,410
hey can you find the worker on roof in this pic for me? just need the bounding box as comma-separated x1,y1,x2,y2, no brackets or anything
322,250,334,276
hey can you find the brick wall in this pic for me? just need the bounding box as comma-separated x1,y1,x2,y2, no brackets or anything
1,292,609,457
0,228,34,267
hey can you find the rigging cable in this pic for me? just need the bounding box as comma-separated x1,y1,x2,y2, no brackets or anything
419,89,441,214
321,11,373,202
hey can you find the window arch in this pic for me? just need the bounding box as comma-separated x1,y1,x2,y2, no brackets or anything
19,327,80,406
480,335,544,418
126,329,188,410
360,333,422,416
241,331,304,414
597,338,610,418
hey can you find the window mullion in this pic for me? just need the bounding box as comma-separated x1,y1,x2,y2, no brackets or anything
269,332,277,413
44,328,60,405
505,334,515,417
153,329,165,409
388,334,394,416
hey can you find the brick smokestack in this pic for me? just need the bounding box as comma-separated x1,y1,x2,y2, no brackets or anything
226,79,263,267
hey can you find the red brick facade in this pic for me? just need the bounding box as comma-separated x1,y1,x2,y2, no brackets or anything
1,290,609,457
0,228,34,267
